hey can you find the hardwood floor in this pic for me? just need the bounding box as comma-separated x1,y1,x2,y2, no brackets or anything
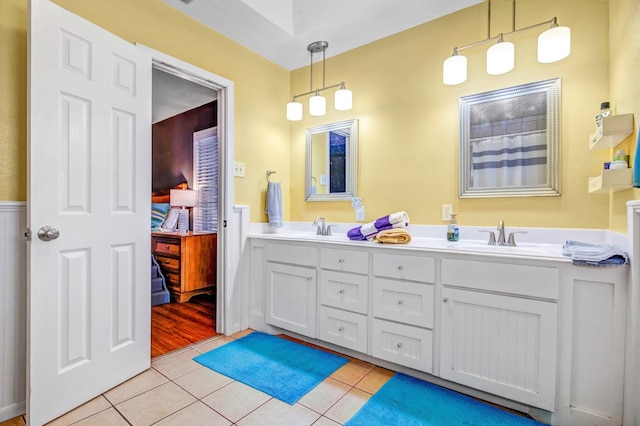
151,293,218,358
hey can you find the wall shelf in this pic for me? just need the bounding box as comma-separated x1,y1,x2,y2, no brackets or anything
589,113,634,150
588,168,633,193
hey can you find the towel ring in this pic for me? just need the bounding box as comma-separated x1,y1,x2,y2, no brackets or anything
266,170,277,182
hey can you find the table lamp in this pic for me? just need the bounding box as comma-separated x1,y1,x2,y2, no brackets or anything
170,189,198,233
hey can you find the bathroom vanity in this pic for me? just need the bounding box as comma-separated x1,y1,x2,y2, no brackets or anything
246,233,628,426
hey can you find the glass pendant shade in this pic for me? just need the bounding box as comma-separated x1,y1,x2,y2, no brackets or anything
486,40,514,75
286,101,303,121
538,26,571,63
443,54,467,85
334,88,352,110
309,94,326,116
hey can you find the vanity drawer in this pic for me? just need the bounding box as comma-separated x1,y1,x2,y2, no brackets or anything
372,319,432,373
441,259,559,300
266,242,316,267
319,306,367,353
373,252,435,283
154,238,180,257
155,255,180,271
320,270,368,314
320,248,369,274
373,278,434,328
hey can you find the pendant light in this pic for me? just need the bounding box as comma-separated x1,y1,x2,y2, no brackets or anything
286,41,353,120
538,18,571,63
443,48,468,85
286,101,303,121
334,83,352,110
486,34,514,75
309,90,326,116
442,0,570,85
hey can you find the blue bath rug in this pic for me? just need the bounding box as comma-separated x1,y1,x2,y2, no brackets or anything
193,332,349,405
346,373,546,426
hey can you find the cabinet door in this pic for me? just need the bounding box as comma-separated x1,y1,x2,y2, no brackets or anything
440,287,557,411
266,263,317,338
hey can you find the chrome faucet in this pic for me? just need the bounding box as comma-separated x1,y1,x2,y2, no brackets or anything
313,216,334,236
497,219,506,245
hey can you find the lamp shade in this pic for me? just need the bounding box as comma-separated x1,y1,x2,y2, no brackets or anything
309,94,326,116
538,26,571,63
443,54,467,85
286,101,303,121
486,40,514,75
170,189,197,207
334,88,352,110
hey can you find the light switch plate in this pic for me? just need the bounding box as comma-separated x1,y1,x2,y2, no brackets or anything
356,206,365,221
442,204,453,221
234,162,245,177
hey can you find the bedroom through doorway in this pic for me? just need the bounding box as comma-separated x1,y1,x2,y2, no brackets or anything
150,66,220,358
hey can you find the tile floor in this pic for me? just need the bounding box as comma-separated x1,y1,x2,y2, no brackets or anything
1,330,528,426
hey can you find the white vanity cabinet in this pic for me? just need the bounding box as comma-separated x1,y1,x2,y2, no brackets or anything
265,242,317,338
318,247,369,352
440,259,559,411
371,252,435,373
247,235,629,426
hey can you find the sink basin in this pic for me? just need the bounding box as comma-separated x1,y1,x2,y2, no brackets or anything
445,241,564,258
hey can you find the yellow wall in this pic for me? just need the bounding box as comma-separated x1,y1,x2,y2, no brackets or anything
0,1,27,200
609,0,640,232
290,0,621,229
0,0,291,223
2,0,637,230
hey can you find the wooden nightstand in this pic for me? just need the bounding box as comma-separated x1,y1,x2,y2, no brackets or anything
152,231,217,303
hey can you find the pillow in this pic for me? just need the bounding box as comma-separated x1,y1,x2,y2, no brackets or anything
151,203,171,230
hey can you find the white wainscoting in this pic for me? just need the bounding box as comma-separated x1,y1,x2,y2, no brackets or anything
0,202,26,422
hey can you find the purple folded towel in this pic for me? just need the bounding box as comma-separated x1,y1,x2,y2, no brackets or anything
348,211,410,241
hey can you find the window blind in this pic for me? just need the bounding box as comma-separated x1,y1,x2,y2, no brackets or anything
194,131,218,232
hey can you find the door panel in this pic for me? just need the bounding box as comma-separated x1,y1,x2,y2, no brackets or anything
28,0,151,424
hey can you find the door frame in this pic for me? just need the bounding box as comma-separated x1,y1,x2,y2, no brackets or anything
139,45,234,334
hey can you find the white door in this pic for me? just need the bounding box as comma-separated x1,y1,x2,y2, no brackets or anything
28,0,151,424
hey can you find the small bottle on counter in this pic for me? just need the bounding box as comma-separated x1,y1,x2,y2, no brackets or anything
447,214,459,242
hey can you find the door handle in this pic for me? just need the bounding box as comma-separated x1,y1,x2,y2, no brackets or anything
37,226,60,241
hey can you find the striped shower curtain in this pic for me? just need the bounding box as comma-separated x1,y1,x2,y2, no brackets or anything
471,131,547,189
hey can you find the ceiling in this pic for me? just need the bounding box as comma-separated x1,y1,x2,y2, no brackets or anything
159,0,483,71
152,69,217,123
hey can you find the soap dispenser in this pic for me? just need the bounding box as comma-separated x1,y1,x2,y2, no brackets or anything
447,214,459,242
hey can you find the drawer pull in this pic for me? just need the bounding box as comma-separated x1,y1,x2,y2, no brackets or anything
443,297,449,303
164,260,170,264
307,276,313,281
338,258,345,263
338,326,344,332
339,289,345,294
397,265,404,271
397,299,404,305
164,245,170,249
397,342,403,348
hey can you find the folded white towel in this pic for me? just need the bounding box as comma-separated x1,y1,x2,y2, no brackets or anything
265,182,283,228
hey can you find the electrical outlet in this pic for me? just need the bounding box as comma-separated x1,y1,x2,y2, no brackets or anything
233,161,245,177
442,204,453,221
356,206,365,221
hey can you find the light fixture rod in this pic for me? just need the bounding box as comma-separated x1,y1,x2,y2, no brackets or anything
454,17,557,53
487,0,491,39
291,82,345,101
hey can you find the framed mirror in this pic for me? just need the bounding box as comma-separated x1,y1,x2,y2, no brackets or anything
459,78,561,198
305,119,358,201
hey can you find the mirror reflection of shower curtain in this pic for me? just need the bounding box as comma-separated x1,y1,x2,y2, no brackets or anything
471,131,547,189
328,131,347,193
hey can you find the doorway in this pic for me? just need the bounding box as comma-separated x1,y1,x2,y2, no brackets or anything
139,45,234,357
150,65,220,357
